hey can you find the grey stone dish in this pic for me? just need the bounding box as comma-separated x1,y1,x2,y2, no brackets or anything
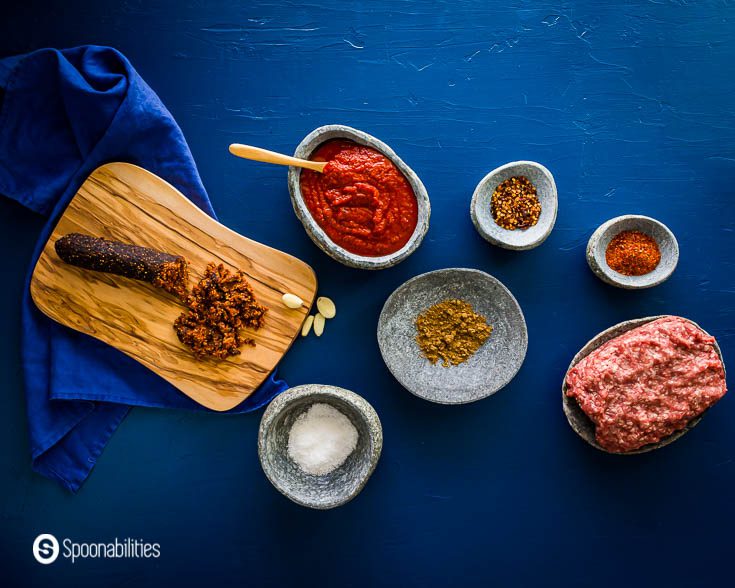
562,315,725,454
377,268,528,404
470,161,557,250
287,124,430,270
586,214,678,289
258,384,382,510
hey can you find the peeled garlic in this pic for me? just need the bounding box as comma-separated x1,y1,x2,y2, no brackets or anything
301,315,314,337
282,293,304,309
313,313,326,337
316,296,336,319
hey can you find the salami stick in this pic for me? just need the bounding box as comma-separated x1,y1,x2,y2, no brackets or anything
55,233,189,297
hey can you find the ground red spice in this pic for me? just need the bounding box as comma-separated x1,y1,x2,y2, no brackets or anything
300,140,418,257
605,230,661,276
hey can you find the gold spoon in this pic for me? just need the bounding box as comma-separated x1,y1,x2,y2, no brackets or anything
228,144,327,173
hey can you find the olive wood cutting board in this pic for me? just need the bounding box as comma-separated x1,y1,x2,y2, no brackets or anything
30,162,317,411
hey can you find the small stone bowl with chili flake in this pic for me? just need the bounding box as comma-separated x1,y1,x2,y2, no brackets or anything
586,214,679,289
470,161,558,250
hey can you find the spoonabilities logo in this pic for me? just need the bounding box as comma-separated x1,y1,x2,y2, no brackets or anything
33,534,59,565
32,534,161,564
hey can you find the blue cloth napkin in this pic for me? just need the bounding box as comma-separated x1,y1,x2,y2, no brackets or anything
0,46,288,492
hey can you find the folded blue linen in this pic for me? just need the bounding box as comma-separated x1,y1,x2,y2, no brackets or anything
0,46,287,492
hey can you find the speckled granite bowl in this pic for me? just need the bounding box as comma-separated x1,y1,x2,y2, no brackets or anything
586,215,678,289
377,268,528,404
258,384,382,509
470,161,557,250
287,124,430,270
562,315,725,454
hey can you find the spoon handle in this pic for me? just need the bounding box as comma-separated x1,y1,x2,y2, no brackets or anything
229,144,327,173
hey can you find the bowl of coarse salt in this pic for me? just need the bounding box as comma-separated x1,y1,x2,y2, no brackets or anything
258,384,383,509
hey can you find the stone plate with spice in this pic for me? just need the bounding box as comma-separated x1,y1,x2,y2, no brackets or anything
586,215,678,289
377,268,528,404
562,316,725,454
470,161,557,250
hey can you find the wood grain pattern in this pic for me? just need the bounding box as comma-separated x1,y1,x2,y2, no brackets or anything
30,163,317,411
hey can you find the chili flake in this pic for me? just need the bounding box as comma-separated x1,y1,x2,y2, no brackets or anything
605,230,661,276
491,176,541,230
415,299,493,367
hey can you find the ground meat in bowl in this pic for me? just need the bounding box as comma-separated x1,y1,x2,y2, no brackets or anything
565,316,726,453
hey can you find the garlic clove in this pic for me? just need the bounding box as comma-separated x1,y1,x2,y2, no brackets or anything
301,315,314,337
313,313,326,337
316,296,336,319
282,293,304,309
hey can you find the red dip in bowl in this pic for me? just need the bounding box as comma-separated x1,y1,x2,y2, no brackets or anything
300,140,418,257
565,316,727,453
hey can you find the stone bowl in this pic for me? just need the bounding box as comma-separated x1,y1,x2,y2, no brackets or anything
586,215,678,289
287,124,431,270
470,161,557,250
377,268,528,404
562,315,725,454
258,384,382,509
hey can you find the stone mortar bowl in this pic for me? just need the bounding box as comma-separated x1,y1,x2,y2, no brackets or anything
287,124,431,270
586,214,678,289
562,315,726,454
470,161,557,250
258,384,382,509
377,268,528,404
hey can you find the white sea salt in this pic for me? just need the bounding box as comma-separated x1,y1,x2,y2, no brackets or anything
287,403,359,475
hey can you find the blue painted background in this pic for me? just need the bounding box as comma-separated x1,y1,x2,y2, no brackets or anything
1,1,734,586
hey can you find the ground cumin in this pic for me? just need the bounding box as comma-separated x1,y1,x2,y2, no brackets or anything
415,299,493,367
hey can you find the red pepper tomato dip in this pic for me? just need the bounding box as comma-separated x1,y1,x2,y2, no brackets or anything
300,140,418,257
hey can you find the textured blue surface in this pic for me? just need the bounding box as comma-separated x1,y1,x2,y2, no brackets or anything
1,1,733,586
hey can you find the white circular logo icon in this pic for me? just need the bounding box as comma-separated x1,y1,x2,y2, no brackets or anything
33,534,59,565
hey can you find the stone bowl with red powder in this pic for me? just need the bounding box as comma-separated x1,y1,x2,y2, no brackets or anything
562,315,727,454
586,214,679,289
288,125,430,270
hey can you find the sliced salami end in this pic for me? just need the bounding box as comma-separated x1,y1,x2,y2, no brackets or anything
55,233,189,297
